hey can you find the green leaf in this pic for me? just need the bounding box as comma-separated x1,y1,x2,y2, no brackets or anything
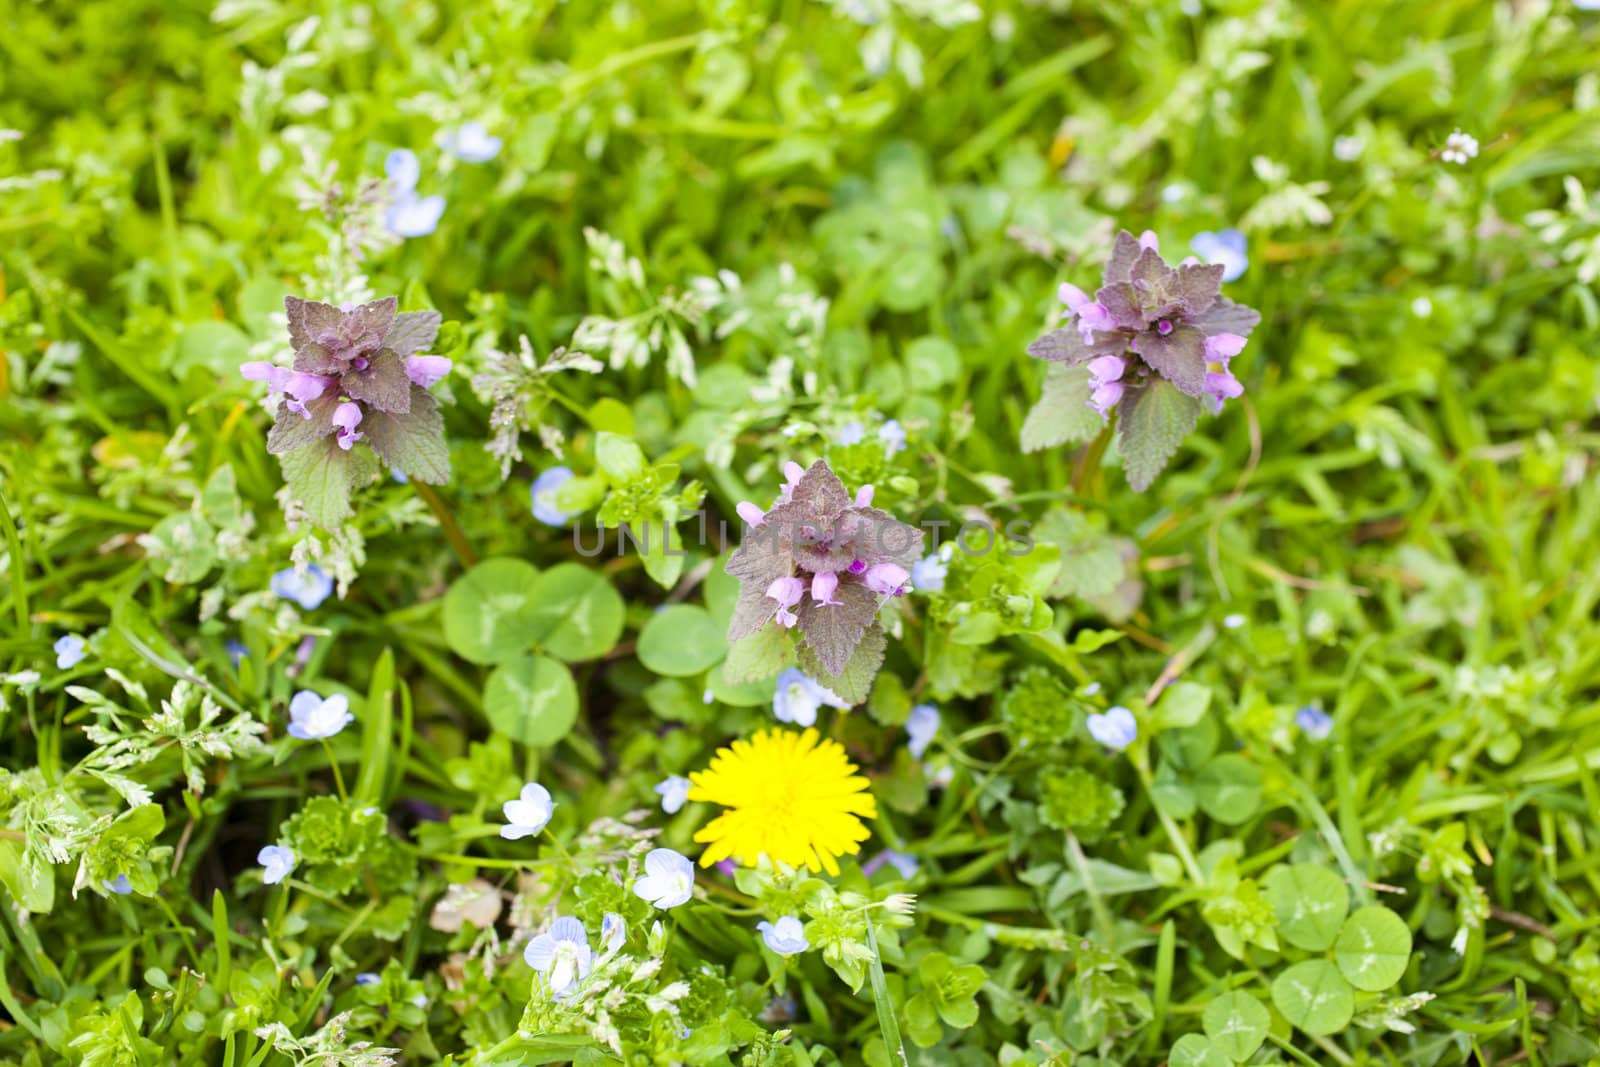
1115,378,1201,492
1202,991,1271,1061
1264,864,1349,951
1334,906,1413,992
721,625,791,685
1169,1034,1231,1067
1154,680,1212,729
280,435,369,529
141,512,217,584
1271,959,1354,1036
363,385,450,483
483,655,578,747
1021,364,1104,453
443,558,543,665
903,335,959,388
523,563,625,662
637,605,725,676
1194,755,1263,824
595,432,647,484
796,623,885,706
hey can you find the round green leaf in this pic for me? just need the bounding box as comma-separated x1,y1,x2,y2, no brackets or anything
1271,959,1354,1036
637,605,725,677
1264,864,1349,951
1202,991,1271,1061
1168,1034,1230,1067
1335,905,1413,992
483,654,578,747
143,513,217,584
1194,754,1263,824
524,563,625,662
443,558,542,665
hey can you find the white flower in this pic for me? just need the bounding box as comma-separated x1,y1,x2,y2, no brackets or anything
1086,706,1138,751
633,847,695,909
437,121,502,163
756,916,809,956
54,634,86,670
654,775,692,814
1440,129,1479,165
500,783,555,840
905,703,939,760
258,845,296,885
524,916,592,995
287,690,353,740
601,912,625,952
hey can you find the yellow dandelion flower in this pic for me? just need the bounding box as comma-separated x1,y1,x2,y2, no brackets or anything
687,728,877,876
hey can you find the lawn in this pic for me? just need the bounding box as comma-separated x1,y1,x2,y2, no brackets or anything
3,0,1600,1064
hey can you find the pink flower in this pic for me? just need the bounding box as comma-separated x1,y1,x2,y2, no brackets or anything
332,402,364,450
1138,230,1160,252
854,485,874,508
811,571,841,606
736,502,766,527
1086,355,1126,383
240,361,292,391
766,576,805,609
405,355,453,388
1089,380,1125,416
1204,333,1247,362
863,563,908,596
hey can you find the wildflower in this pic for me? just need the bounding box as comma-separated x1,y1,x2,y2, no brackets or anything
879,420,907,455
765,576,806,628
258,845,296,885
331,402,364,450
1086,706,1138,751
882,893,918,916
384,149,444,238
633,847,695,909
530,467,576,526
287,689,354,740
654,775,692,814
772,668,847,728
226,639,248,667
726,460,924,677
1333,134,1366,161
355,973,380,986
271,564,335,610
500,783,555,839
54,634,86,670
688,728,877,875
524,917,592,995
757,916,810,956
836,421,866,445
437,121,502,163
1296,704,1334,741
1222,613,1247,630
601,912,625,952
1440,129,1479,165
1030,229,1262,419
1190,229,1249,283
862,849,919,879
736,502,766,527
905,703,939,760
405,355,453,388
385,148,421,191
909,547,950,594
105,875,133,895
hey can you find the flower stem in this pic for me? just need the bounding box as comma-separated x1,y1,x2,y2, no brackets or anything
320,739,348,801
413,481,480,567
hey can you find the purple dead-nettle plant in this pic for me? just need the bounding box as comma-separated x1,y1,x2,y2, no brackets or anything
242,296,452,528
726,460,923,703
1026,229,1261,491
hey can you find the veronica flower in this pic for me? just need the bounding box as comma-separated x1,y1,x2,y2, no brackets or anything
1296,704,1334,741
385,149,421,192
654,775,692,814
879,420,907,456
905,703,940,760
271,564,334,610
355,973,380,986
54,635,86,670
1190,229,1249,283
105,874,133,895
258,845,296,885
1086,706,1138,751
530,467,576,526
757,916,810,956
386,193,446,238
910,548,949,594
862,849,919,879
501,783,555,839
287,689,354,740
633,847,695,909
225,639,248,667
437,121,502,163
835,421,866,446
1222,613,1247,630
523,917,592,995
772,667,847,728
600,912,625,952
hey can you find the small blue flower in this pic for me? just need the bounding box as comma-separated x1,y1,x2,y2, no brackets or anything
1222,613,1247,630
54,634,86,670
757,915,810,956
905,703,939,760
878,420,907,456
225,639,248,668
501,782,555,839
654,775,692,815
1086,706,1138,751
355,972,380,986
438,121,503,163
385,193,446,238
863,849,919,879
910,552,948,595
1296,704,1334,741
600,912,625,951
531,466,576,526
105,874,133,895
772,667,848,728
524,916,592,996
271,564,334,610
633,847,695,910
1190,229,1249,283
835,421,866,446
258,845,296,885
385,149,421,192
287,689,354,740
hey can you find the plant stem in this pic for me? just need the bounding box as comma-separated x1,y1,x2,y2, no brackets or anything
413,481,479,567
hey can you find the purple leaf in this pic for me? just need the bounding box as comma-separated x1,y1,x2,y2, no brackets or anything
1132,325,1209,396
362,386,450,483
1026,328,1126,365
797,579,877,676
265,395,340,455
386,310,442,357
341,348,412,414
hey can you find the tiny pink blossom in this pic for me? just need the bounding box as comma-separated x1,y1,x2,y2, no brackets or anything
405,355,453,388
854,485,874,508
766,576,805,608
1138,230,1160,252
1089,380,1124,415
1204,333,1247,361
240,361,292,391
1204,371,1244,401
863,562,908,596
811,571,841,606
783,461,805,484
332,402,364,451
1076,302,1118,339
736,502,766,527
1058,282,1093,314
1086,355,1125,383
775,607,798,628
